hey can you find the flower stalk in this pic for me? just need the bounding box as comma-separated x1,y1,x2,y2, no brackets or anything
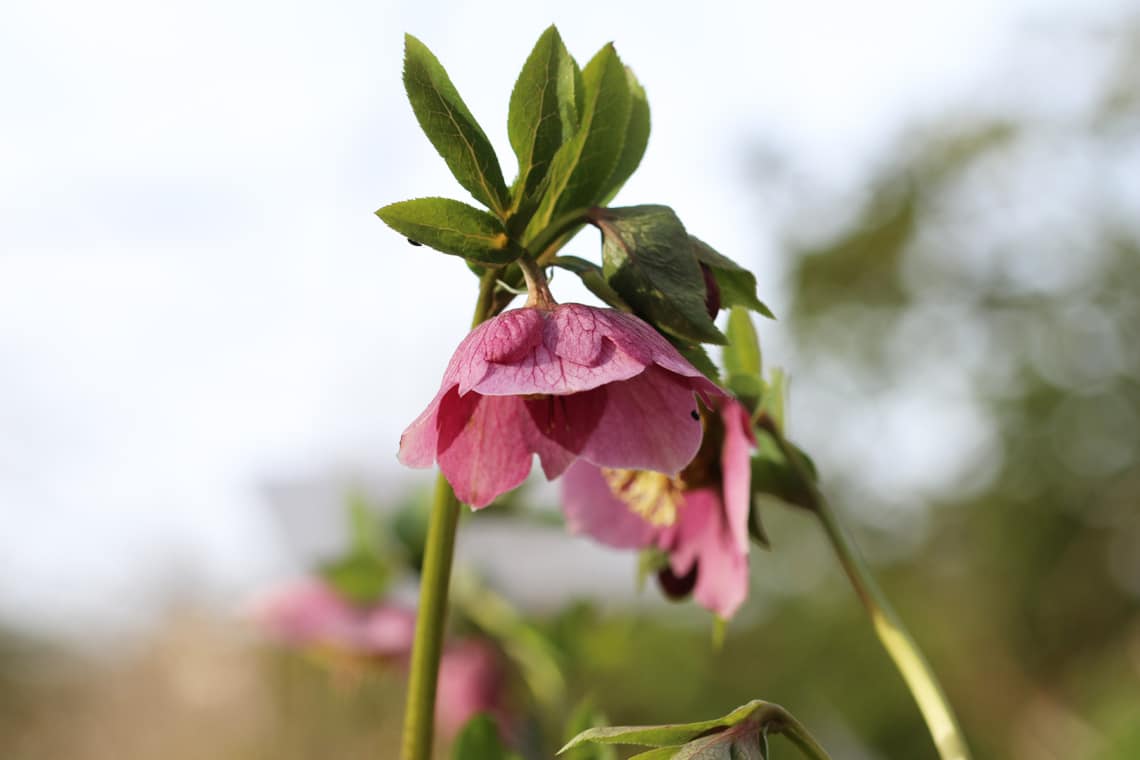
757,415,972,760
400,272,499,760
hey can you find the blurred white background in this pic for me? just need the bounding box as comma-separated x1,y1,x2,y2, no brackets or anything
0,0,1129,639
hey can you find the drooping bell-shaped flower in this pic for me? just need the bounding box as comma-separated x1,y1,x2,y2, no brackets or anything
561,399,756,619
399,302,724,507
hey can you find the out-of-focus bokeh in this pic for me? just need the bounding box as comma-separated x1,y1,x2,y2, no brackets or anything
2,1,1138,758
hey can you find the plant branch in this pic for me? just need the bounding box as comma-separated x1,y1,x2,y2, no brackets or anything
758,416,973,760
399,272,498,760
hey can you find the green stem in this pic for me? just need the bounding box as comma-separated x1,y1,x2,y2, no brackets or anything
399,273,498,760
760,418,972,760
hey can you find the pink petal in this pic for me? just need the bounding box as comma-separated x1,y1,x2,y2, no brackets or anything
398,387,449,468
253,579,357,646
580,366,705,474
472,308,645,396
561,460,657,549
668,489,749,619
436,639,506,738
437,392,534,508
523,388,607,477
720,399,757,555
355,605,417,657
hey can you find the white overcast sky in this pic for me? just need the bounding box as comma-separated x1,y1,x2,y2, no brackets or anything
0,0,1127,637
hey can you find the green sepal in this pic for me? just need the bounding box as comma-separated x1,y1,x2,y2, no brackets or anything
508,26,579,208
526,44,632,240
451,713,521,760
403,34,511,215
376,197,522,264
591,205,726,345
551,255,632,311
691,237,775,318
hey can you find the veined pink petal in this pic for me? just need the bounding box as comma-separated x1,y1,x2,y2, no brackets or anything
472,306,646,396
580,366,705,475
720,399,756,555
561,460,657,549
437,392,535,508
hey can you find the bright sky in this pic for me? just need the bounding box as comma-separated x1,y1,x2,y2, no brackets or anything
0,0,1124,638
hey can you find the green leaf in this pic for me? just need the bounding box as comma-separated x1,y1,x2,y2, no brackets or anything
628,749,680,760
691,237,775,318
724,307,762,409
451,714,520,760
551,255,632,311
756,368,787,431
724,307,761,376
599,66,651,204
403,34,511,215
591,205,726,345
527,44,632,240
508,26,579,206
376,197,521,264
560,700,772,752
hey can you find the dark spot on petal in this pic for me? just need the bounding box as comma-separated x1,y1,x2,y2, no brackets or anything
407,238,423,246
690,409,700,420
657,562,698,600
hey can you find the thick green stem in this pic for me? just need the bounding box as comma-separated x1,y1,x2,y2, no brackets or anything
399,273,498,760
760,418,972,760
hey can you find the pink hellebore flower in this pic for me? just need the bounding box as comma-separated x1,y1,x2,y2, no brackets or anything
253,579,417,658
400,303,723,507
561,400,756,619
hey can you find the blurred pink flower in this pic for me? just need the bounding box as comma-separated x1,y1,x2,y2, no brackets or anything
253,579,416,657
400,303,723,507
561,399,756,619
436,638,508,738
254,580,510,739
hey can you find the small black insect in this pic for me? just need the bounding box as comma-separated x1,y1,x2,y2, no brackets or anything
690,409,700,420
406,238,423,247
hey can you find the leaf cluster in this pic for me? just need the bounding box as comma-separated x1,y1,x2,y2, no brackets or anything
375,27,772,352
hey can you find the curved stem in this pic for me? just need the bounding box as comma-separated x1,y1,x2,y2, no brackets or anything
760,704,831,759
759,418,972,760
399,273,498,760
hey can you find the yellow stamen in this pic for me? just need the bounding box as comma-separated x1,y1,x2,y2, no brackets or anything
601,468,686,527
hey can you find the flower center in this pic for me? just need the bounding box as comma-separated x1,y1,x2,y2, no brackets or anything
601,468,686,527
